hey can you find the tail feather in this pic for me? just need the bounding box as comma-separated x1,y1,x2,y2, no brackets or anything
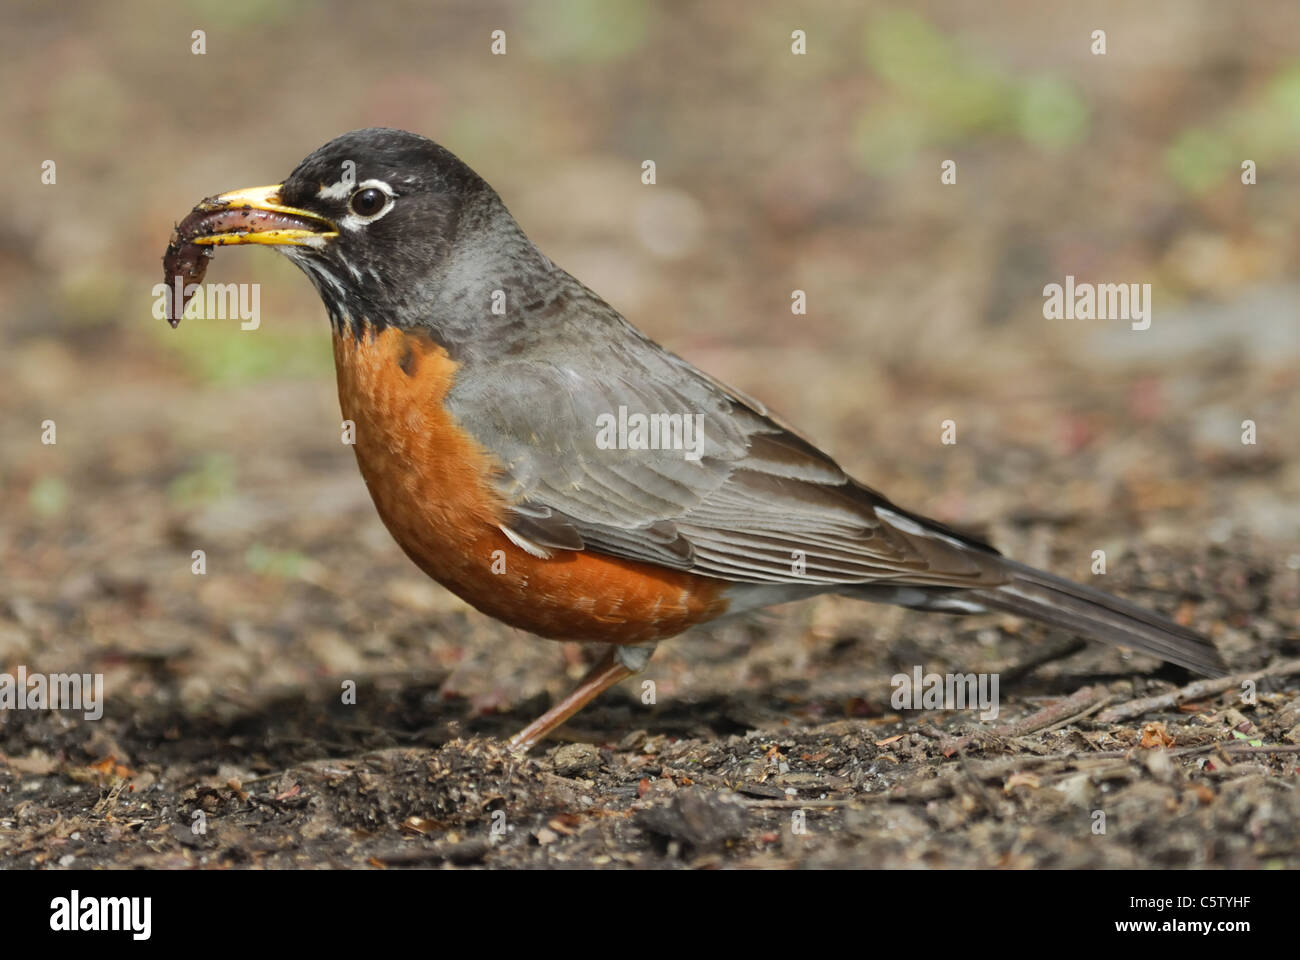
966,559,1225,676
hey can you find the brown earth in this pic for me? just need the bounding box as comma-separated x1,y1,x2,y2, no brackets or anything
1,1,1298,869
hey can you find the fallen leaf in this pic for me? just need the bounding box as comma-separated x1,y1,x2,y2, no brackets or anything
401,816,437,835
546,814,580,835
1139,722,1175,749
1003,772,1041,793
88,756,133,779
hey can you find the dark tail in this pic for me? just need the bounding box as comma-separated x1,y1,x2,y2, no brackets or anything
961,560,1224,676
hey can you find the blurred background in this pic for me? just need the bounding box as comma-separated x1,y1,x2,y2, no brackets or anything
1,0,1297,719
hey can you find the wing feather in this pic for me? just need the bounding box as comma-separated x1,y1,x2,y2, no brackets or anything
447,315,1006,590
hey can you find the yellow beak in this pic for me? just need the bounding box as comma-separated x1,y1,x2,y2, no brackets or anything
189,184,338,246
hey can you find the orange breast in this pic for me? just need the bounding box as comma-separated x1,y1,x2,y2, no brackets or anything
332,323,729,644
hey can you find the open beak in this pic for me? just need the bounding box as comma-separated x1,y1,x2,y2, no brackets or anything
162,183,338,326
186,184,338,246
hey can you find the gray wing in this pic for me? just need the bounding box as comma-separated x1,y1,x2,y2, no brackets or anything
446,323,1008,589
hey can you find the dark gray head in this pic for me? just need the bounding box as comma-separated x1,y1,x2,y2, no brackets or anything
179,127,609,353
274,128,500,336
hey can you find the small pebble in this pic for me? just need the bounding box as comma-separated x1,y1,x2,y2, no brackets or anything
552,742,601,778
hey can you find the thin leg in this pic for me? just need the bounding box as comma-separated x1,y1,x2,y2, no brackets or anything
508,644,653,753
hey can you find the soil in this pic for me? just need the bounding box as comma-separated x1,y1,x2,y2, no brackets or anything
2,1,1298,870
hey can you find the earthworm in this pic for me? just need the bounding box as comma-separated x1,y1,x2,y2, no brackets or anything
162,202,319,326
161,206,216,327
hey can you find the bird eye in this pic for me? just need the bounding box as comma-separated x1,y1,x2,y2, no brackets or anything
350,187,387,217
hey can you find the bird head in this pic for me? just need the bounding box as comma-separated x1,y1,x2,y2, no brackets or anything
182,128,497,335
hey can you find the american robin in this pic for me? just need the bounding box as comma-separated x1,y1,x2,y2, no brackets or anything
164,127,1225,751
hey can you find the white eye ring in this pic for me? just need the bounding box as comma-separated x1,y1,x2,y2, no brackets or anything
340,179,396,229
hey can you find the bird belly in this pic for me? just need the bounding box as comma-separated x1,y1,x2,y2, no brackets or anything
331,323,729,643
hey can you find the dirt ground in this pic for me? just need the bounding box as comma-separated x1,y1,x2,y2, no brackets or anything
2,330,1297,869
2,2,1299,869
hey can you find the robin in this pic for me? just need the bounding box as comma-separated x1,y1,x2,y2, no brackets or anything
164,128,1225,751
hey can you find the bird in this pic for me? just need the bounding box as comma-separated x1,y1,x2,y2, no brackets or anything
164,127,1225,751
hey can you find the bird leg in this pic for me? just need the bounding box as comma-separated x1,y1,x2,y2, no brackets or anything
508,644,655,752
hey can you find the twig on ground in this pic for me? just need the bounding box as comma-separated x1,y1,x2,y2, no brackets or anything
937,684,1111,754
738,799,856,809
1021,690,1113,737
1097,659,1300,723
